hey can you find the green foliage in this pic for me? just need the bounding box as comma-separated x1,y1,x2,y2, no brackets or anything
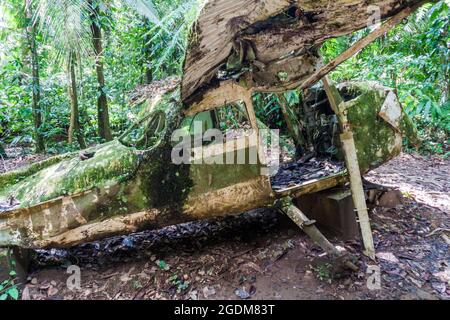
0,1,448,156
169,274,189,293
0,250,20,300
320,0,449,154
156,259,170,271
144,0,202,76
253,91,301,132
0,0,203,152
311,262,332,282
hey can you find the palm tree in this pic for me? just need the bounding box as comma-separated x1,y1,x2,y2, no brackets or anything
32,0,204,147
33,0,161,144
25,0,45,153
67,51,87,148
143,0,202,77
88,0,111,141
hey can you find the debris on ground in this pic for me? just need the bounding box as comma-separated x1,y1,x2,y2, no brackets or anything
7,153,450,300
0,148,49,174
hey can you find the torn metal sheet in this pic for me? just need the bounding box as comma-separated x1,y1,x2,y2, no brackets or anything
181,0,427,102
379,91,403,131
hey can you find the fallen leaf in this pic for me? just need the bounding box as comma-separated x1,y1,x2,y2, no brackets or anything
189,290,198,300
376,252,399,263
47,286,59,297
234,288,250,299
202,286,215,299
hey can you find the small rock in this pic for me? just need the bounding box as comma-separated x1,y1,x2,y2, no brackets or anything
202,286,216,299
21,286,31,300
378,190,403,208
31,278,38,285
234,288,250,299
376,252,399,264
47,286,59,297
189,290,198,300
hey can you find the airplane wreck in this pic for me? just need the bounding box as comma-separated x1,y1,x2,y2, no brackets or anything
0,0,426,269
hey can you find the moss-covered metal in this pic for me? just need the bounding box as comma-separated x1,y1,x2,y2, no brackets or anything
0,141,139,207
339,82,409,173
0,153,75,194
0,88,195,248
0,81,417,249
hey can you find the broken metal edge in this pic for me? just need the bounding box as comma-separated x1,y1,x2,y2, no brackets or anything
274,171,349,199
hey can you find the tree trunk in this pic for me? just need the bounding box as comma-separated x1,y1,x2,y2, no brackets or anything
68,52,87,150
142,18,153,84
25,0,45,153
89,1,112,142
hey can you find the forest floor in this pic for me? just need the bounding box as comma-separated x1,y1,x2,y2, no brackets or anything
3,149,449,300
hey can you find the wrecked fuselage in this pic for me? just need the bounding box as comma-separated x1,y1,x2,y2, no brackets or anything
0,0,425,249
0,81,417,248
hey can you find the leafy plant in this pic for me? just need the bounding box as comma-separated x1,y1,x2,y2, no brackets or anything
169,274,189,293
156,259,170,271
320,0,449,152
311,263,332,282
0,250,20,300
0,0,448,156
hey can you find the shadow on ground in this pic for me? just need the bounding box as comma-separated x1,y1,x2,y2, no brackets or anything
14,154,450,300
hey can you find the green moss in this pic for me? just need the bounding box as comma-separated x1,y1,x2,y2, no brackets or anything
344,85,399,172
0,153,75,193
0,140,140,207
137,90,194,208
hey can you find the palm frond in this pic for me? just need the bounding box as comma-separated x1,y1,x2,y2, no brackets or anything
145,0,205,72
33,0,163,64
123,0,160,25
33,0,95,62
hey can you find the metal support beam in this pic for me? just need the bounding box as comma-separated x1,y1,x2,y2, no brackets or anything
275,197,358,271
322,76,376,260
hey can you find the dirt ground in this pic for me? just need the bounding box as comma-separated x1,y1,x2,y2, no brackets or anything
5,152,450,300
0,147,50,174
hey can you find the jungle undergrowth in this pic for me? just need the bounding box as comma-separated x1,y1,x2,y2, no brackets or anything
0,249,20,300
